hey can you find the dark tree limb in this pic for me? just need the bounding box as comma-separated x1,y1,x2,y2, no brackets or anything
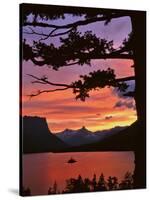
39,28,58,41
116,76,135,82
23,13,128,29
27,87,70,99
24,27,75,39
24,27,48,37
89,53,133,60
23,30,133,69
30,53,133,68
27,72,135,99
30,57,80,67
27,74,71,87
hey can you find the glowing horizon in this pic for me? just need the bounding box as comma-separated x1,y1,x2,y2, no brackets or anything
22,59,137,133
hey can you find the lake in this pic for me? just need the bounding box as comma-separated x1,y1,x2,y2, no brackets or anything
23,152,134,195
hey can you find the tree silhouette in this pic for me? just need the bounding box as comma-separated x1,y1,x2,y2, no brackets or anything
97,173,107,191
21,4,146,188
107,176,118,190
48,181,58,194
53,181,58,194
83,178,91,192
91,174,97,191
62,172,133,194
48,186,53,195
119,172,134,190
64,175,84,193
21,172,134,195
63,175,95,193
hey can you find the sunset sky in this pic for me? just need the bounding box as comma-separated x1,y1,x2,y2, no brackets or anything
22,13,137,133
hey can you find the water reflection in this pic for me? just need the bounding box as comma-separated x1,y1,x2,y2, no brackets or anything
23,152,134,195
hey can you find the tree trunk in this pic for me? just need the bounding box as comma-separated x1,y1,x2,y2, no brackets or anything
130,12,146,188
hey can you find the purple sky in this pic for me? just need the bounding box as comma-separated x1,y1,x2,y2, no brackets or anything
22,13,136,132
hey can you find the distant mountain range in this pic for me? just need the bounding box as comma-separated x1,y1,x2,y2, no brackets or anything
22,116,69,154
63,121,138,152
22,116,137,154
55,126,127,147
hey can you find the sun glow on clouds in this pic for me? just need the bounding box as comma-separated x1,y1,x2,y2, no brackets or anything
22,83,137,132
22,19,136,133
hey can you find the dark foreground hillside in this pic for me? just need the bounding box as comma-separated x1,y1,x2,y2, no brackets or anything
22,116,68,154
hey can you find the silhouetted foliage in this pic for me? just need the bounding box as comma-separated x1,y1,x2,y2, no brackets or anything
22,4,136,101
48,186,53,194
26,68,130,101
63,175,85,193
107,176,118,190
21,4,146,188
91,174,97,191
72,68,128,101
22,5,136,103
97,173,107,191
22,172,134,196
119,172,134,190
61,172,133,194
22,4,128,23
23,30,116,70
48,181,58,194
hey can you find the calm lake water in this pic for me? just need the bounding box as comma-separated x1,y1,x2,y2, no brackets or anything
23,152,134,195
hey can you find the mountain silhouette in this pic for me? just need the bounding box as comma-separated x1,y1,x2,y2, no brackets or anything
59,121,138,152
22,116,69,153
22,116,137,153
55,126,127,147
56,126,96,146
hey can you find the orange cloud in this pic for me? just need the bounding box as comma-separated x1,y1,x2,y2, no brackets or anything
22,59,136,132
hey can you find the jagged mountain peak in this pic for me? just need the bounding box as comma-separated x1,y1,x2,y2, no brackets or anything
77,126,92,135
79,126,89,131
56,125,128,147
64,128,73,132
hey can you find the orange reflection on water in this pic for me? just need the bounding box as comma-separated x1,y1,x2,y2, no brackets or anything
23,152,134,195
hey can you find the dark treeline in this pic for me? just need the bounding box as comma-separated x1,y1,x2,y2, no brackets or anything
22,172,133,196
61,172,134,194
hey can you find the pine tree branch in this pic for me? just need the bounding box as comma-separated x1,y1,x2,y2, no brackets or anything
27,74,71,87
30,53,133,68
23,13,127,29
27,72,135,99
27,87,70,99
115,76,135,82
24,27,74,40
